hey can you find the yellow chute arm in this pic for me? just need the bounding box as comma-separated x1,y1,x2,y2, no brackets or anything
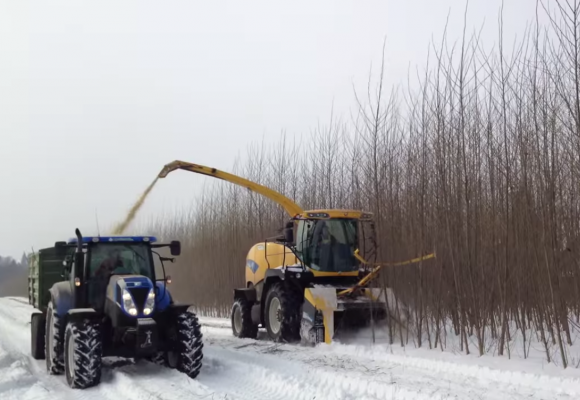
338,250,436,297
158,160,304,218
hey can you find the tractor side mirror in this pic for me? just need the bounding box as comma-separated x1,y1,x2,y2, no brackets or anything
169,241,181,256
284,222,294,244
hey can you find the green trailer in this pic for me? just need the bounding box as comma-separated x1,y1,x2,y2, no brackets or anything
29,242,72,359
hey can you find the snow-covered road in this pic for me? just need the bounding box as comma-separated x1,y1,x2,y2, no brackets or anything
0,296,577,399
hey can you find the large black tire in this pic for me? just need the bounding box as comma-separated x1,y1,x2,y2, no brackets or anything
45,301,64,374
264,282,302,342
31,313,46,360
174,311,203,379
231,298,258,339
64,320,102,389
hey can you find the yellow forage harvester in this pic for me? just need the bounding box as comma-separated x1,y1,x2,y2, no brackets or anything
157,160,435,345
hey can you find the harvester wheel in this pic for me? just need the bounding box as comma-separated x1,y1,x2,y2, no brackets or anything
231,298,258,339
264,282,301,342
174,311,204,379
45,301,64,374
64,320,102,389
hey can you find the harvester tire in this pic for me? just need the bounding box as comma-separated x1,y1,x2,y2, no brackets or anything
174,311,204,379
231,297,258,339
31,313,46,360
64,320,102,389
264,282,301,343
45,300,64,374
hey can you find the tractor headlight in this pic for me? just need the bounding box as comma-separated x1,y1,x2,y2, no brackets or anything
122,289,138,316
143,289,155,315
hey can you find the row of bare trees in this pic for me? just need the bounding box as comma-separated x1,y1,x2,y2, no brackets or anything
143,1,580,367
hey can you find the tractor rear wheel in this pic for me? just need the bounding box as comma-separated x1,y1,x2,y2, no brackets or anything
45,301,64,374
231,298,258,339
264,282,301,343
64,320,102,389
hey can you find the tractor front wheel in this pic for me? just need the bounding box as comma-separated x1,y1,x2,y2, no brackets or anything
45,301,64,374
64,320,102,389
173,311,204,379
231,298,258,339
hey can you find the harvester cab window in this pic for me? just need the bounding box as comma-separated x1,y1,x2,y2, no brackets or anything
295,220,313,260
302,219,359,273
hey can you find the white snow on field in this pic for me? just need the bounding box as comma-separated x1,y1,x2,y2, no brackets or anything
0,296,579,399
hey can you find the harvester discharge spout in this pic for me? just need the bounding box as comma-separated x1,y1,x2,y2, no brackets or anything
158,160,303,218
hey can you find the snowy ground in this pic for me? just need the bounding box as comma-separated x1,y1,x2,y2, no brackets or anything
1,297,579,399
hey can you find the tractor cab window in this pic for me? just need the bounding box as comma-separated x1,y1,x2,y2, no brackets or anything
88,243,154,281
297,219,359,273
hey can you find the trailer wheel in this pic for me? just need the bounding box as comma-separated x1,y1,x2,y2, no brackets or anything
231,298,258,339
264,282,301,342
174,311,203,379
31,313,46,360
45,301,64,374
64,320,102,389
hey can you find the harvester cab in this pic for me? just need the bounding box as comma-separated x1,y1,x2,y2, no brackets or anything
29,229,204,389
157,160,434,346
286,211,387,344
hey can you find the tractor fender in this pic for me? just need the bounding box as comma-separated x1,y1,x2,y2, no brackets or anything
155,281,173,312
167,304,191,315
66,308,100,324
49,282,74,317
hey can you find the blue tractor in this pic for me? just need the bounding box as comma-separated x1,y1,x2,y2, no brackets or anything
30,229,203,389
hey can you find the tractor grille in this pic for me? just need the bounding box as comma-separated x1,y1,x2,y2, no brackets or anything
128,287,150,312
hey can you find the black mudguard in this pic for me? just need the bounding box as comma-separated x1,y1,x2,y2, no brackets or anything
49,282,74,317
234,288,257,303
66,308,100,324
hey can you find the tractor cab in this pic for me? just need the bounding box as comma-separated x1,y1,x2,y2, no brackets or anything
31,229,204,390
62,235,179,313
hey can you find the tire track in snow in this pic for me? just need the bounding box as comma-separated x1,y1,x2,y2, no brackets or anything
2,297,575,400
99,360,232,400
202,326,575,400
202,343,431,400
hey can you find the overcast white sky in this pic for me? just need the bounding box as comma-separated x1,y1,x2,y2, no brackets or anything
0,0,541,258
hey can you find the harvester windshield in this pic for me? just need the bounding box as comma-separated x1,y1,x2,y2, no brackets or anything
295,219,361,273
